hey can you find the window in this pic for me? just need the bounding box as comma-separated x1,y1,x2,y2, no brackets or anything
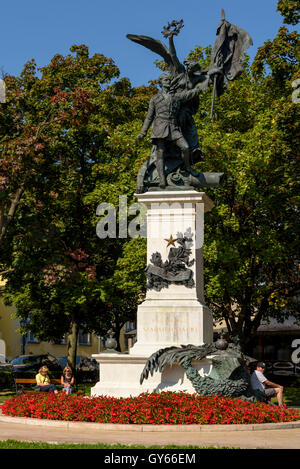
26,332,39,344
78,330,91,346
52,337,67,345
125,322,136,333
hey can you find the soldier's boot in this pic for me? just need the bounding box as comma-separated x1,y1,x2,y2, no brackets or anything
182,149,199,177
156,152,166,189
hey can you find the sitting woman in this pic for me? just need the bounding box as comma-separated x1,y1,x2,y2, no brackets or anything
61,366,75,395
35,365,58,394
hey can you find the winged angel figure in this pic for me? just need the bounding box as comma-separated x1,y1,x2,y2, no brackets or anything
127,14,252,192
128,20,214,189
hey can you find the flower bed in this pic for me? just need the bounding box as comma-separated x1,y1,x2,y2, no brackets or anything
2,392,299,425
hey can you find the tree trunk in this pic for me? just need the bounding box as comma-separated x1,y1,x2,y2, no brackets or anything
113,317,124,352
0,186,24,244
66,321,79,372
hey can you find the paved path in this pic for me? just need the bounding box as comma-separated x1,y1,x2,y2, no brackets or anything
1,415,300,449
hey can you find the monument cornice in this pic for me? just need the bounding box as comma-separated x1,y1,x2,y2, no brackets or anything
135,190,215,213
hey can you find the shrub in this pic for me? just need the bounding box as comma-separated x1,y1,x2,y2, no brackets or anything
0,367,15,391
2,392,299,425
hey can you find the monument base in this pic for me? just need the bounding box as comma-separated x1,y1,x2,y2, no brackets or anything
91,190,215,398
91,298,213,397
91,354,212,398
130,299,213,357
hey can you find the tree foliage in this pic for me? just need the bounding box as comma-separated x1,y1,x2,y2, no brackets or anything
192,13,300,347
0,45,152,365
277,0,300,25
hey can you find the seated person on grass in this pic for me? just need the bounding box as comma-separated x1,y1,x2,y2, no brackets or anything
35,365,58,395
250,361,284,408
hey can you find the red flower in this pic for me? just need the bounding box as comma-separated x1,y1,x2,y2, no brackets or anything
2,392,299,425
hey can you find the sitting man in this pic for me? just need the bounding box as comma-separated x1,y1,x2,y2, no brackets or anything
250,361,284,407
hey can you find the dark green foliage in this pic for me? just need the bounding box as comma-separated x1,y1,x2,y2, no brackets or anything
0,369,15,390
277,0,300,25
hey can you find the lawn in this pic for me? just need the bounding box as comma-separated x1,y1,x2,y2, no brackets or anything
0,383,92,404
0,440,234,449
279,387,300,407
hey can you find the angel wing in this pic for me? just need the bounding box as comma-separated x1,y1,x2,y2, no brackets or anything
126,34,176,73
139,346,177,384
139,343,218,384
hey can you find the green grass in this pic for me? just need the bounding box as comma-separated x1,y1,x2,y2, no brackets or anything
282,387,300,407
0,394,14,404
0,440,234,449
270,387,300,407
0,383,93,404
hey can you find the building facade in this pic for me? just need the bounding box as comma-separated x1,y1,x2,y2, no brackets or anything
0,292,101,361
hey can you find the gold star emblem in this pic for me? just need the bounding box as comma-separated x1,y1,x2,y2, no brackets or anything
164,235,178,247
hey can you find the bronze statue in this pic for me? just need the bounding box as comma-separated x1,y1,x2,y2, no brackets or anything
127,12,252,193
136,73,215,188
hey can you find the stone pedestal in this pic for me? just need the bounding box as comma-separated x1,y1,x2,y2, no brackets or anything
91,190,214,397
91,354,212,398
130,190,214,356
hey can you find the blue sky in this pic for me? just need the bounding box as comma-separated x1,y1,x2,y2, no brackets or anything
0,0,288,87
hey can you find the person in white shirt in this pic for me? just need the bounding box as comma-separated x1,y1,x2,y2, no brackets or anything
250,362,284,408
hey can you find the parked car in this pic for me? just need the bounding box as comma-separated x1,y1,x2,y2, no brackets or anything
57,356,84,370
57,356,98,371
10,354,62,374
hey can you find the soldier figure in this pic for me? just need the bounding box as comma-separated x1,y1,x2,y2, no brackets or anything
137,73,208,188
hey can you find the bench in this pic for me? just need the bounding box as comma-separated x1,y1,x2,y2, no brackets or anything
15,378,61,395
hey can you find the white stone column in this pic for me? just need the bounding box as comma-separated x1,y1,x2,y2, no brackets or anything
129,190,214,356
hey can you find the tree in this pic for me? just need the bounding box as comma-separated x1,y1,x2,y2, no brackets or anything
1,45,152,366
191,8,300,349
0,60,52,253
277,0,300,25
